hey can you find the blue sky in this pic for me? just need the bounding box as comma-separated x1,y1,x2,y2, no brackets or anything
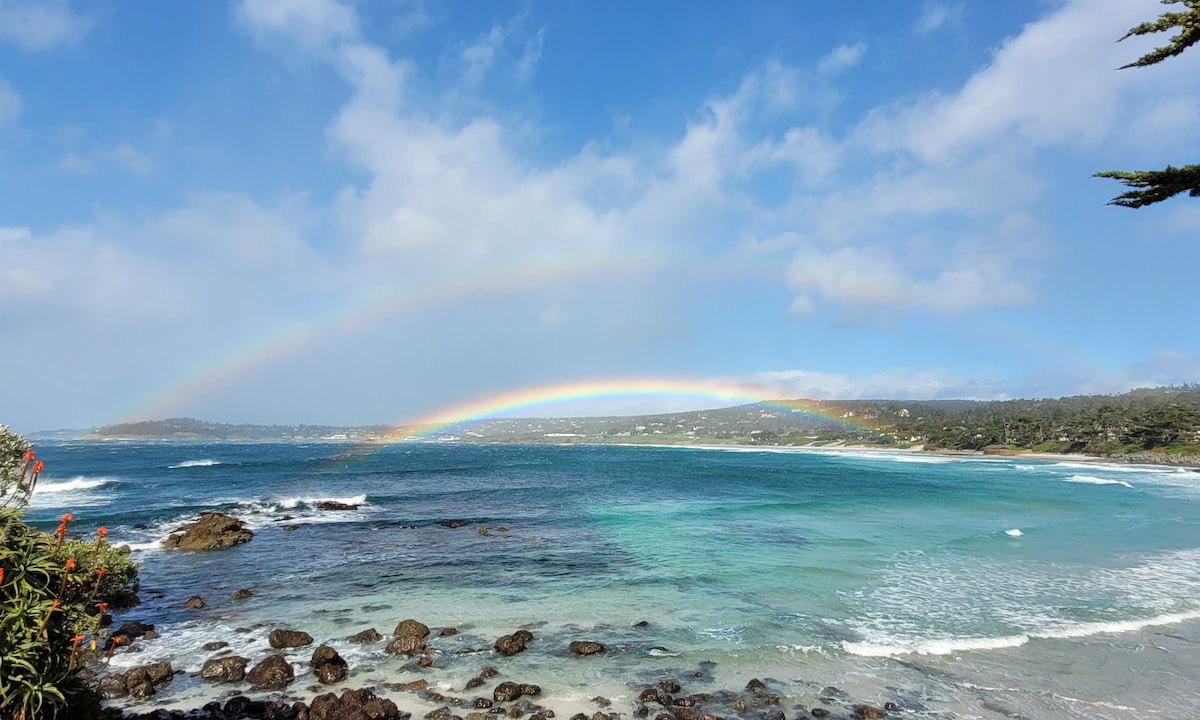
2,0,1199,432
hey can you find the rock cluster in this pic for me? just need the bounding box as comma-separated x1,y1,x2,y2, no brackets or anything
96,661,174,700
162,512,253,551
493,629,533,656
310,644,349,685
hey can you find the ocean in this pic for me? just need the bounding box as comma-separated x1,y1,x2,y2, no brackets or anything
23,441,1200,718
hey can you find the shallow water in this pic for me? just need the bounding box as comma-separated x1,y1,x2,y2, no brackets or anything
24,441,1200,717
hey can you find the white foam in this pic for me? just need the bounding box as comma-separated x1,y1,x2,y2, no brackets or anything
169,459,221,469
842,608,1200,657
1004,528,1023,537
34,476,110,493
1064,475,1134,489
276,494,367,510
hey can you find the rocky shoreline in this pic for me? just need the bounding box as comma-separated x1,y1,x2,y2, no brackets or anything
83,512,902,720
90,620,896,720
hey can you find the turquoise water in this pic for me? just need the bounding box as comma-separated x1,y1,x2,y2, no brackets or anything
24,442,1200,718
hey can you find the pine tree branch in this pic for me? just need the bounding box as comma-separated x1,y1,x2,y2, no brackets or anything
1117,0,1200,68
1094,164,1200,208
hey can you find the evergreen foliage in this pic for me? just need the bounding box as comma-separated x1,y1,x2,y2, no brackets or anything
1096,1,1200,207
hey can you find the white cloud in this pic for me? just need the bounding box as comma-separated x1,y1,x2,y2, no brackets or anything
0,77,19,124
735,367,997,401
461,24,506,86
237,0,357,53
517,27,546,81
0,0,90,52
915,2,961,34
109,143,156,176
817,42,865,76
58,152,95,173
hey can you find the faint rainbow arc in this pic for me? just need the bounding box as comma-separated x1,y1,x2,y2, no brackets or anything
117,254,652,424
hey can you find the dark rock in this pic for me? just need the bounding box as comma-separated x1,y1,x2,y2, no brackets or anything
440,627,460,637
465,676,487,691
203,641,229,651
638,689,660,704
350,628,383,643
883,702,899,712
819,687,849,702
388,619,431,655
246,654,294,689
658,680,681,694
591,698,610,708
438,519,469,528
269,628,314,649
233,588,254,600
162,512,253,551
494,631,532,656
426,708,452,720
591,714,611,720
142,629,159,640
107,589,141,608
633,621,650,628
385,679,429,692
568,641,605,656
494,682,523,702
763,710,785,720
310,644,349,685
746,679,767,693
143,661,174,686
184,595,205,610
201,655,248,682
851,706,886,720
478,667,499,679
418,655,434,667
810,710,829,719
126,669,155,700
519,685,540,698
113,621,155,639
98,674,128,699
316,501,359,511
282,525,300,531
474,699,494,709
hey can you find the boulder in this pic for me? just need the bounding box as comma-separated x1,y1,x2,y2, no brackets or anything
494,682,523,702
202,641,229,651
316,501,359,511
269,628,314,649
201,656,248,683
184,595,205,610
310,644,349,685
568,641,605,656
851,706,887,720
232,588,253,600
387,619,430,655
246,654,294,689
162,512,253,551
350,627,382,643
494,631,532,656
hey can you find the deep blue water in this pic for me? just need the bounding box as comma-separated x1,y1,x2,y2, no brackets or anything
23,441,1200,718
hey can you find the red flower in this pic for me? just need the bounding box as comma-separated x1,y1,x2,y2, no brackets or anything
32,460,43,474
96,527,107,539
58,513,72,524
64,559,76,572
24,451,34,462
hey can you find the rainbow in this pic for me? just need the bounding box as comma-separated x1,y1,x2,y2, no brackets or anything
367,376,882,445
114,252,655,424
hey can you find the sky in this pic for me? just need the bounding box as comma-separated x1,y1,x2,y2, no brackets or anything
2,0,1199,432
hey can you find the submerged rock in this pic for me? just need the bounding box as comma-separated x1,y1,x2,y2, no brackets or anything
568,640,605,656
350,627,383,643
162,512,253,551
184,595,205,610
317,500,359,511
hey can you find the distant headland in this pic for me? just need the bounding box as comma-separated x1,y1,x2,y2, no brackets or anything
34,386,1200,466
